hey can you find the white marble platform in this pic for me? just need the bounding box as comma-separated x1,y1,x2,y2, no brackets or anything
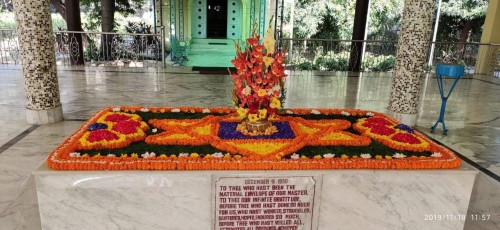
34,164,477,230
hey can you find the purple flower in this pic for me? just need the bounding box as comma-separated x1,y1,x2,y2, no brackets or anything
394,124,414,133
218,121,295,140
88,123,108,131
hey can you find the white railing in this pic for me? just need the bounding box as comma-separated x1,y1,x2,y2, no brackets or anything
0,29,165,67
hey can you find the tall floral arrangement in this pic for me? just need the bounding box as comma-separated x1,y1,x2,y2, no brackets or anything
231,22,287,123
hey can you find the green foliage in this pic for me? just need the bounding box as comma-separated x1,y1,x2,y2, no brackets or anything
80,0,145,31
441,0,488,20
0,12,66,30
290,56,317,70
313,51,350,71
367,0,404,40
287,0,404,40
291,0,355,39
292,51,395,72
0,0,13,12
361,53,395,71
0,12,15,28
437,0,488,42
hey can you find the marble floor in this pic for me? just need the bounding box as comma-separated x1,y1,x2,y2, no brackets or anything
0,65,499,229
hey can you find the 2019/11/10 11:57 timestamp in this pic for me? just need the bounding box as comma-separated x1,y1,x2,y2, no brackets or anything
424,214,491,221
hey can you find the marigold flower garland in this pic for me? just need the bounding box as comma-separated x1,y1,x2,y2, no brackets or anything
46,106,461,170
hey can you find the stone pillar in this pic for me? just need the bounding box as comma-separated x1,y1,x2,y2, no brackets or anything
475,0,500,76
13,0,63,124
387,0,435,126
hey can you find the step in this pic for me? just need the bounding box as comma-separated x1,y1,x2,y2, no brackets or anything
190,38,237,44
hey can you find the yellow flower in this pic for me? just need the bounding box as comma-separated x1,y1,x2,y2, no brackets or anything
313,155,322,159
257,89,267,97
236,107,248,118
263,56,275,67
224,153,232,158
120,154,127,158
234,155,242,159
375,155,382,159
248,113,259,122
82,154,89,158
270,97,281,109
190,153,199,158
262,27,276,54
258,109,267,119
93,153,101,158
159,154,167,158
385,156,392,159
341,154,348,159
131,153,139,158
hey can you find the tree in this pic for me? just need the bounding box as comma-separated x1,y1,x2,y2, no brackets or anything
0,0,13,12
367,0,404,40
66,0,85,65
439,0,488,43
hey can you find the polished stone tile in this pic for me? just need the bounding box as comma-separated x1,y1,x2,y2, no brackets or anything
0,66,499,229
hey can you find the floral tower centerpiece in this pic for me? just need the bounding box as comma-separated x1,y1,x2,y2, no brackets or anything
230,22,287,135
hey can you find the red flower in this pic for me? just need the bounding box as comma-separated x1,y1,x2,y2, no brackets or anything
392,133,421,144
251,50,263,58
275,54,285,63
112,120,141,134
105,114,131,122
254,45,265,52
365,117,393,126
247,37,259,47
370,124,395,136
87,130,119,142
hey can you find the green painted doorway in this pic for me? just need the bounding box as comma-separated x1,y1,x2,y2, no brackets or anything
191,0,242,39
207,0,227,38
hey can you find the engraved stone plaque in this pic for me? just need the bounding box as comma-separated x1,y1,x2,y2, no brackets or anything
215,177,315,230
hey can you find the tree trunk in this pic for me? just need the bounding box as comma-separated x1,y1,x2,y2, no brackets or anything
456,20,472,60
65,0,85,65
50,0,67,23
101,0,116,61
349,0,370,72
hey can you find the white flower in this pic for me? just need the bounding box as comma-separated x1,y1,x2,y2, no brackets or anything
212,152,224,158
341,111,350,116
311,110,321,115
286,110,294,114
112,107,121,112
392,153,407,159
171,108,181,113
69,152,81,157
140,108,149,112
242,85,251,96
107,154,116,157
366,112,374,117
202,109,211,113
431,152,442,157
290,153,300,159
152,128,158,133
179,152,189,157
141,152,156,158
272,84,281,92
360,154,371,159
323,153,335,158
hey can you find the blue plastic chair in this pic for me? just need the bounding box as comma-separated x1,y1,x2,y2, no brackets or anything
430,64,465,135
